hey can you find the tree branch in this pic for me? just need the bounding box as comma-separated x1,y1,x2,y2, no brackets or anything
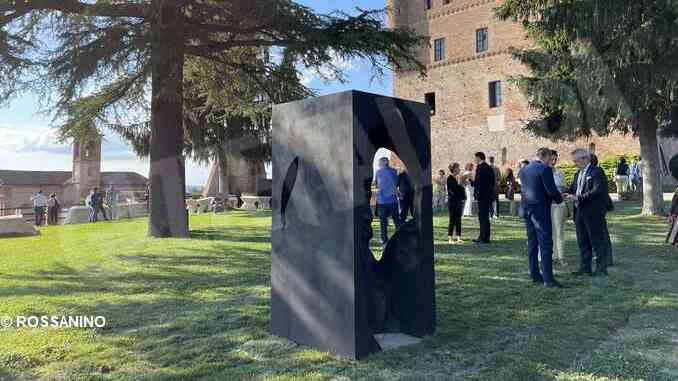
12,0,146,18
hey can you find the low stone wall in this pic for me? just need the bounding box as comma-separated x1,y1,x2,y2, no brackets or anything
0,215,39,237
240,196,272,210
63,203,149,224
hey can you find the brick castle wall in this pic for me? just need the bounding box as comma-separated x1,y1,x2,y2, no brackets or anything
388,0,639,174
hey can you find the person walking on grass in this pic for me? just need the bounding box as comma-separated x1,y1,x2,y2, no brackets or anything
47,193,60,225
106,185,119,220
568,149,610,277
374,157,401,248
519,148,565,288
447,163,466,244
30,190,47,226
472,152,495,244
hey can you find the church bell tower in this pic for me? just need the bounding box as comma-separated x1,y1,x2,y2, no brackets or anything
65,131,102,204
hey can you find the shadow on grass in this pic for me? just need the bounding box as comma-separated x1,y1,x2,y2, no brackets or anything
1,202,677,380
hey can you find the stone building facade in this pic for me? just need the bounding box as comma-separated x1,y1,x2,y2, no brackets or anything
0,135,148,213
388,0,640,173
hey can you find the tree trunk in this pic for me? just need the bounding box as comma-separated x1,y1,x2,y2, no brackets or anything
217,146,229,195
148,1,189,237
638,111,664,216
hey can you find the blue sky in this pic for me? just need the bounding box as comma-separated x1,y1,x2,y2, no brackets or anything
0,0,393,186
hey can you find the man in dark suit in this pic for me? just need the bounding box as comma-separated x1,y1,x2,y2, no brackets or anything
397,169,415,223
472,152,495,244
568,149,610,276
519,148,565,288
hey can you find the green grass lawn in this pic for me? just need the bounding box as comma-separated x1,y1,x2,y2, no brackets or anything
0,203,677,381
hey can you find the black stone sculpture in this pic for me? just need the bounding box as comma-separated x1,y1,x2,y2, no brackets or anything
271,90,435,359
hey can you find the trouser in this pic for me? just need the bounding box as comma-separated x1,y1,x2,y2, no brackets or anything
615,175,629,193
491,194,500,218
48,206,59,225
525,205,555,283
574,208,609,272
88,207,97,222
399,195,414,223
34,206,44,226
109,204,117,220
551,202,567,263
448,202,462,237
377,203,401,244
477,199,491,242
96,205,108,220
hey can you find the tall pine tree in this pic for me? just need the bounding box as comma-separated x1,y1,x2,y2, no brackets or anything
0,1,425,236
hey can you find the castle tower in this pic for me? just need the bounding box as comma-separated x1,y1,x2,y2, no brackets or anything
392,0,639,172
63,132,102,205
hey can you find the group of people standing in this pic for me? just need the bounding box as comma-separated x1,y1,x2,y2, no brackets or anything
443,152,503,244
520,148,613,288
85,186,119,223
29,190,60,226
614,157,644,194
439,147,614,288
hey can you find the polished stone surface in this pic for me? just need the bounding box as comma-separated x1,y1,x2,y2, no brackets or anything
0,215,39,237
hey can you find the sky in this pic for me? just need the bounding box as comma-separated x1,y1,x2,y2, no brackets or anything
0,0,393,187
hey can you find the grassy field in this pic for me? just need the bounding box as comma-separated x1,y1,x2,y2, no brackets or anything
0,202,677,381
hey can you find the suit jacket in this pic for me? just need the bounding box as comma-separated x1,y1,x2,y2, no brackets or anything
397,172,414,198
447,175,466,208
568,165,609,216
519,160,563,212
473,162,496,201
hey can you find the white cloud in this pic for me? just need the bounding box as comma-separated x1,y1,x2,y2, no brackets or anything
0,125,211,186
299,51,357,86
0,126,70,155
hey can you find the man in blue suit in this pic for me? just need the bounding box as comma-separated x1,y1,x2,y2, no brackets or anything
519,148,565,288
567,149,610,276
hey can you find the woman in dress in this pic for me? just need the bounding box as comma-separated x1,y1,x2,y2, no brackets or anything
504,168,516,201
434,169,447,208
462,162,475,217
447,163,466,243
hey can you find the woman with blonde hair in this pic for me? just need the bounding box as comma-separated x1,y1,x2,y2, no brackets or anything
462,162,475,216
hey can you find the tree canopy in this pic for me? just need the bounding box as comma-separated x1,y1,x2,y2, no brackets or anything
1,0,426,236
497,0,678,214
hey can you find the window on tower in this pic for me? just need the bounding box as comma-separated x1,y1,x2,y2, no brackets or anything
489,81,502,108
426,0,432,10
434,38,445,61
425,92,436,115
476,27,489,53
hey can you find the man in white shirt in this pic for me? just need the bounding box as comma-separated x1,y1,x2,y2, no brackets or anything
549,150,568,266
30,190,47,226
